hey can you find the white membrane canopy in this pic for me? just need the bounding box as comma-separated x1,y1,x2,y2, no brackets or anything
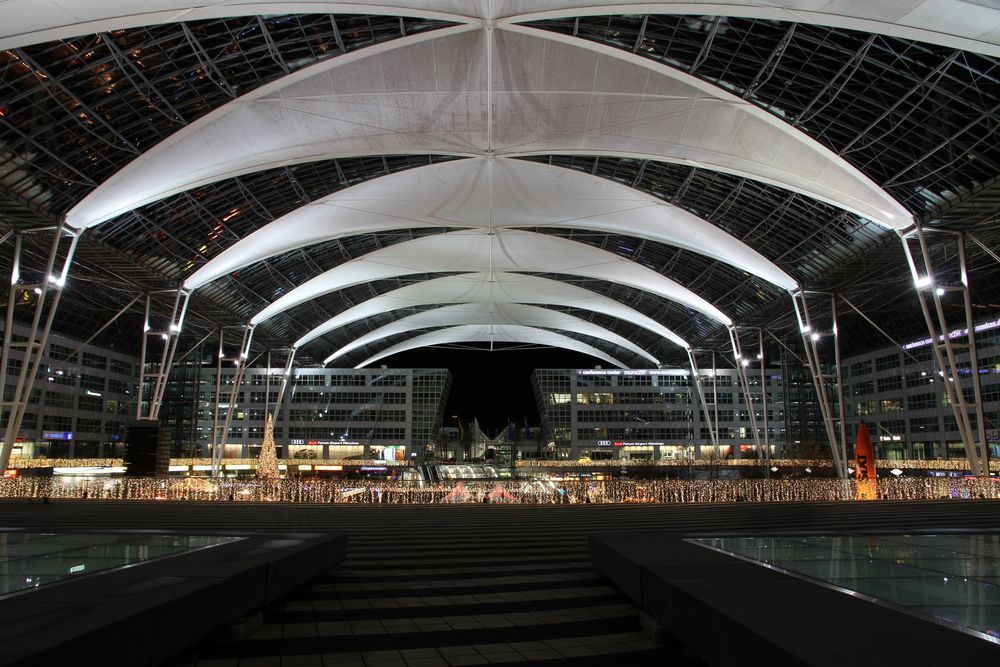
185,156,796,291
250,230,733,326
353,324,628,369
323,302,659,365
6,2,1000,57
293,272,689,350
66,22,911,230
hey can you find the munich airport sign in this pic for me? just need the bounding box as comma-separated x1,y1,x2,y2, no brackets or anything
577,369,689,376
596,440,665,447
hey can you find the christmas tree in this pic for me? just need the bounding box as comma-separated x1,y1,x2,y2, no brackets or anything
256,412,280,479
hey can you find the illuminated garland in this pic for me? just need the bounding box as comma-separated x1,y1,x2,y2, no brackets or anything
0,477,995,504
10,457,999,471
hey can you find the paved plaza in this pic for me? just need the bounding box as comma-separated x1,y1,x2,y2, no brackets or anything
2,500,999,665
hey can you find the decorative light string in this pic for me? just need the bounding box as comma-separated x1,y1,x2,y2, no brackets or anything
10,457,999,471
0,477,994,504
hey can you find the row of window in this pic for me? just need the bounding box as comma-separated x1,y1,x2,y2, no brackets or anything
286,409,407,422
16,413,125,435
289,391,408,404
574,427,695,440
283,426,407,439
44,343,134,375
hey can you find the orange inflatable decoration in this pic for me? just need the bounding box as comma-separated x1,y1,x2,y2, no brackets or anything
855,421,877,500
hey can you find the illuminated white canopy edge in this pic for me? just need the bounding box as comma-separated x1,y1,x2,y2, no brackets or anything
66,24,911,231
250,230,733,325
353,324,628,369
185,156,797,290
293,272,689,350
5,1,1000,57
323,302,659,365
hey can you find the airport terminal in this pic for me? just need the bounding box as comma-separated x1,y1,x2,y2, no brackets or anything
2,2,1000,665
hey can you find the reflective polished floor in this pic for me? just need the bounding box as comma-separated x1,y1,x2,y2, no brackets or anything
691,534,1000,642
0,532,241,596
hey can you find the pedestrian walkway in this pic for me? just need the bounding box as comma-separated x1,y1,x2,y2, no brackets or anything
3,500,1000,665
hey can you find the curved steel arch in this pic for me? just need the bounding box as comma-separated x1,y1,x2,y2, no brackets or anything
5,1,1000,56
323,302,659,365
185,156,796,291
293,271,689,350
66,22,910,230
353,323,628,368
249,229,733,326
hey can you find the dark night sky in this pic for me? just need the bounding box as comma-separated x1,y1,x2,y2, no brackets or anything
377,344,605,434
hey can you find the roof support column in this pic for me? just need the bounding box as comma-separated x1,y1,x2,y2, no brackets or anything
136,288,191,420
790,290,849,479
209,328,224,471
899,226,989,477
273,347,297,423
687,349,719,453
758,329,772,467
212,324,255,477
728,326,765,474
0,221,78,472
264,347,295,459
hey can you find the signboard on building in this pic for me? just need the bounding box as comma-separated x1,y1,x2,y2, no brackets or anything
612,441,664,447
42,431,73,441
578,369,689,377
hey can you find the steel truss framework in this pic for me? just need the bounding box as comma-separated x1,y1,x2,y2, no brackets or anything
1,9,1000,475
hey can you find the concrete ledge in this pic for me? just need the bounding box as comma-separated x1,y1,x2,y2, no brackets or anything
590,532,1000,666
0,530,346,667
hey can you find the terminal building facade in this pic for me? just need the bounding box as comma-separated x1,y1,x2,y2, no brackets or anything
840,318,1000,461
6,320,1000,466
193,366,452,461
532,367,785,462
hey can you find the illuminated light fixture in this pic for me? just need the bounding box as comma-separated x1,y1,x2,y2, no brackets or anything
811,333,820,342
33,287,41,295
756,353,762,360
935,287,945,296
169,323,181,332
240,352,248,359
741,359,750,367
144,322,151,332
847,467,854,474
160,333,168,340
734,354,741,360
891,468,903,477
770,466,778,472
914,275,933,288
804,467,812,473
921,371,927,376
47,274,58,283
